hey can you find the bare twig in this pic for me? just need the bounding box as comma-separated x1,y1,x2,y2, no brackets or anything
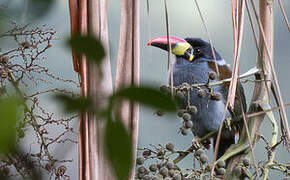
249,0,290,145
193,0,219,77
277,0,290,32
163,0,175,97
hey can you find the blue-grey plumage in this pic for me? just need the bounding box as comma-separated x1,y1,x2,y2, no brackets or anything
172,57,231,137
148,36,246,159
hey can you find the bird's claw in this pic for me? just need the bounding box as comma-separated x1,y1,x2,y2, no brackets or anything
192,136,211,150
224,117,233,131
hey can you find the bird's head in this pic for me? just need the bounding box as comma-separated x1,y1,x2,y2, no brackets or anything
147,36,225,65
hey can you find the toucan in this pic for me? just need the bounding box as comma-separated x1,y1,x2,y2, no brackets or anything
147,36,246,159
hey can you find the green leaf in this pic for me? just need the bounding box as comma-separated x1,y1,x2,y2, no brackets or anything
54,94,94,114
112,86,177,112
0,98,19,153
104,120,132,180
68,35,105,63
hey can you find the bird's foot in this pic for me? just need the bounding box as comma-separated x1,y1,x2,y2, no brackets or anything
224,117,233,131
193,136,211,150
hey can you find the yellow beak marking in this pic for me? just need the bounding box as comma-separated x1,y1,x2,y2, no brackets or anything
171,42,194,61
189,54,194,61
171,42,191,56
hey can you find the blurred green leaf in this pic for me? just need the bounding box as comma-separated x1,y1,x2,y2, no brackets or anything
112,86,177,112
54,94,94,114
0,98,18,153
104,120,132,180
68,35,105,64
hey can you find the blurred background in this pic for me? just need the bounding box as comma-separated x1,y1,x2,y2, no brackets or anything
0,0,289,179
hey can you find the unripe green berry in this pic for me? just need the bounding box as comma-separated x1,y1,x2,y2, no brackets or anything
180,127,189,136
182,82,189,87
156,110,164,116
209,71,217,80
182,113,191,121
168,169,175,177
149,164,158,172
184,120,193,129
152,176,160,180
187,105,197,114
200,153,208,164
217,160,226,168
210,92,222,101
172,174,182,180
136,157,144,165
166,142,174,152
138,166,146,174
195,149,205,156
152,176,163,180
177,109,186,117
160,167,168,176
143,150,151,158
0,56,9,64
166,161,174,170
143,175,151,180
138,172,145,179
157,163,164,169
176,91,184,99
197,89,207,98
216,168,226,175
21,41,31,49
157,149,165,157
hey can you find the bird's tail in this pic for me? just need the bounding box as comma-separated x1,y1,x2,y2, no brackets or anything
213,131,235,160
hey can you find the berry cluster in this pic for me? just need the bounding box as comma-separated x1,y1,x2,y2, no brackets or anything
136,143,182,180
157,71,223,137
136,142,234,180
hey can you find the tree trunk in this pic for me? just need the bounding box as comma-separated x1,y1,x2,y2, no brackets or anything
115,0,140,179
69,0,114,179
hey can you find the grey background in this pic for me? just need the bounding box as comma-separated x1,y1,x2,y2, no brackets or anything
1,0,289,179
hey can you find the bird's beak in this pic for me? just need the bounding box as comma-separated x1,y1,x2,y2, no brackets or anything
147,36,194,61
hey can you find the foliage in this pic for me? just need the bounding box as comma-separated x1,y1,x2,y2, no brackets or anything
0,24,77,179
68,35,105,64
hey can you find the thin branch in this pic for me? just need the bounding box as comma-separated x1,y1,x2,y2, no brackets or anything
185,66,260,88
246,103,290,118
163,0,174,96
249,0,290,145
260,103,278,180
193,0,219,77
239,93,260,179
277,0,290,32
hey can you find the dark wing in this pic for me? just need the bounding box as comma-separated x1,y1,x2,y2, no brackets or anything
208,62,247,159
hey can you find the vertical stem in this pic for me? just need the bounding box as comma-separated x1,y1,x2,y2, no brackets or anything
86,0,114,179
115,0,140,179
225,0,274,178
69,0,113,179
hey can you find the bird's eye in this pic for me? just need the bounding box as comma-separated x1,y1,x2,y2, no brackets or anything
195,48,201,53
